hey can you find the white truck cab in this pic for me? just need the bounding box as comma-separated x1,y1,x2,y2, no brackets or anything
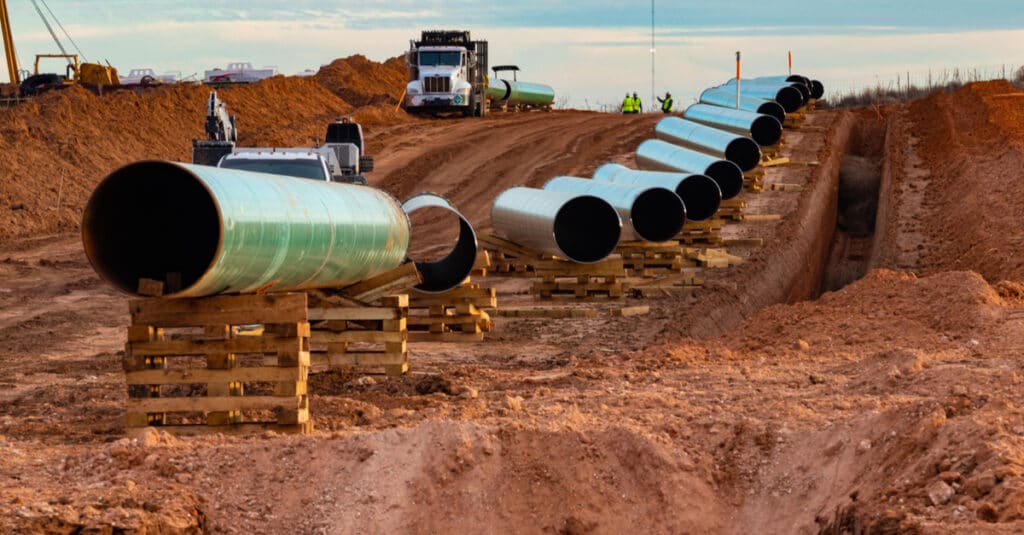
404,30,488,117
218,149,332,181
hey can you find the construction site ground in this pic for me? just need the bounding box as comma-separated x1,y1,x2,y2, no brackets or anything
2,58,1024,533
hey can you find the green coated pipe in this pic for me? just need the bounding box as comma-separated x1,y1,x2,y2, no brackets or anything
487,79,555,107
82,161,410,298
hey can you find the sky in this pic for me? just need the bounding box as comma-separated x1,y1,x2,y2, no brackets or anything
3,1,1024,109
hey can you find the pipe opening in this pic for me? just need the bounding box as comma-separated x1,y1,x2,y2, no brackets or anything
631,188,686,242
750,116,783,147
775,87,803,113
676,175,722,221
756,101,786,124
553,196,621,263
403,196,478,293
724,137,762,172
811,80,825,99
704,160,743,200
82,161,220,296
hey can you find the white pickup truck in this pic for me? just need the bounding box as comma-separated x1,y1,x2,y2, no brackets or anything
121,68,179,85
214,120,373,185
203,62,277,84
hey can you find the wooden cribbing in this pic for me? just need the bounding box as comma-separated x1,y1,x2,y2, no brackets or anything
124,292,311,437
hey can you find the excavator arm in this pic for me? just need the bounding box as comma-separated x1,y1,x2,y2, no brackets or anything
1,0,19,85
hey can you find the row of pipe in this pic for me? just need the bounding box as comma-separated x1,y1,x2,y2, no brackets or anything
485,79,556,107
84,73,824,296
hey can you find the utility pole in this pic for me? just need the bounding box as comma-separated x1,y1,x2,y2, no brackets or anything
650,0,655,113
735,51,741,109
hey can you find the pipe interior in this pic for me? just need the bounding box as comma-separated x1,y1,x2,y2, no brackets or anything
553,196,621,263
704,161,744,201
811,80,825,99
82,162,220,295
406,206,478,293
631,188,686,242
750,116,783,147
724,137,762,172
776,88,803,113
757,102,786,123
676,175,722,222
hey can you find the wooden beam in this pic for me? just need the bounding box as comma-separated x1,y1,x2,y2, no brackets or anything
127,395,306,413
130,293,308,327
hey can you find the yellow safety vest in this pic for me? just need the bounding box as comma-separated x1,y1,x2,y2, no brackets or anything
622,97,634,113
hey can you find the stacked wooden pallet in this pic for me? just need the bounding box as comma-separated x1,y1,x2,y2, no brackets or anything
531,257,626,300
617,240,693,276
124,293,313,436
408,282,497,342
308,295,409,376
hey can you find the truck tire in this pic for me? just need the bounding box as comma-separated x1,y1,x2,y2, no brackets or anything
359,155,374,173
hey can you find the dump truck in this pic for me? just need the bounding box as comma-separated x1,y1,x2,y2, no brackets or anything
404,30,488,117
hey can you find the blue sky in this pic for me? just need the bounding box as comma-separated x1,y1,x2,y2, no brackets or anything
4,1,1024,108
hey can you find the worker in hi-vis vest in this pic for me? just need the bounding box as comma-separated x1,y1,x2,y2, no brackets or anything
657,91,673,113
621,92,635,114
632,92,642,113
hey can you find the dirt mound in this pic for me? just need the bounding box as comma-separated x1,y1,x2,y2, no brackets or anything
315,54,408,108
729,269,1005,355
0,75,352,241
873,80,1024,282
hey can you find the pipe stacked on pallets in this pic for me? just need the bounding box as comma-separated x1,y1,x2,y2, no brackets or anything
83,162,481,298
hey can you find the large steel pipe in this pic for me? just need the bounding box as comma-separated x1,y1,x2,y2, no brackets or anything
636,139,744,200
401,193,477,293
486,79,556,107
593,163,721,222
714,83,803,113
491,187,621,263
543,176,685,242
756,74,811,92
810,80,824,99
655,116,762,172
82,161,411,298
725,78,809,105
698,87,786,123
683,103,783,147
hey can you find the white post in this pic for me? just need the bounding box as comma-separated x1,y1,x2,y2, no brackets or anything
735,51,741,109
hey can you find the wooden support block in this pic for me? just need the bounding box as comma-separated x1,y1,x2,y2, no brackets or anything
611,306,650,317
126,366,306,385
762,157,791,168
308,307,402,321
744,214,783,222
127,394,307,414
130,293,308,327
339,264,421,304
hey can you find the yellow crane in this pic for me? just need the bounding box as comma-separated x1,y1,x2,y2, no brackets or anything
1,0,19,86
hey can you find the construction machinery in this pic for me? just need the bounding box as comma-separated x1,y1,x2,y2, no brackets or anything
404,30,489,117
1,0,17,91
191,92,374,185
19,53,121,95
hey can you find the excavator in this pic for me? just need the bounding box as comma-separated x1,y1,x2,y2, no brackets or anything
1,0,121,98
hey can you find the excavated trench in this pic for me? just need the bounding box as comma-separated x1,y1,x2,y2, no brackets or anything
819,114,888,294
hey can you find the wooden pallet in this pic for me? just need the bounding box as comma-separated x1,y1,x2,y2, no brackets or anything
308,295,409,376
629,271,704,298
531,258,626,300
124,293,313,437
686,247,744,268
407,282,497,342
616,240,694,276
678,219,724,245
477,234,549,275
743,169,766,193
717,199,748,221
470,250,492,277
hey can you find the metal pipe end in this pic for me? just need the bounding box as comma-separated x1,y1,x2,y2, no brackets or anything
631,188,686,242
554,195,621,263
775,86,804,113
82,161,221,297
704,160,744,201
677,174,722,222
756,101,786,123
724,137,762,172
811,80,825,99
750,115,784,147
401,193,478,293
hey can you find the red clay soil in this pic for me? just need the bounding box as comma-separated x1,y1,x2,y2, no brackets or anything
872,81,1024,282
2,78,1024,533
0,55,414,242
